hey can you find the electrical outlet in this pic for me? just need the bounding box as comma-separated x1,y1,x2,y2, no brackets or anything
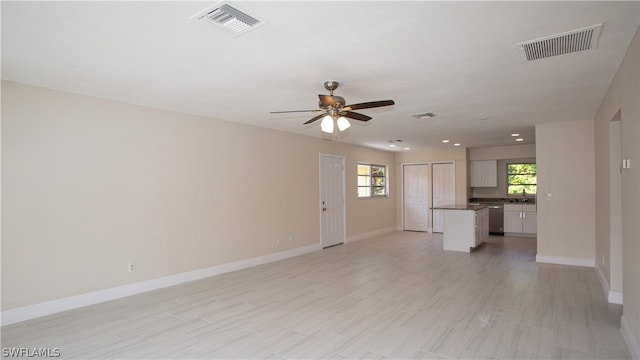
128,263,136,272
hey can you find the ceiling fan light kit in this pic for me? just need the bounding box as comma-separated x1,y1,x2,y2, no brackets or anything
320,115,334,133
270,81,395,134
337,116,351,131
320,115,352,134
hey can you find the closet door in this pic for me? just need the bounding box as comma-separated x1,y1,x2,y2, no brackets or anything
432,162,455,233
403,164,429,232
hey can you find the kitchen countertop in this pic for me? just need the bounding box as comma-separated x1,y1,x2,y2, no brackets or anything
469,197,536,204
431,204,488,211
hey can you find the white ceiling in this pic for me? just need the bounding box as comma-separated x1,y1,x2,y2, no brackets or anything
3,1,640,151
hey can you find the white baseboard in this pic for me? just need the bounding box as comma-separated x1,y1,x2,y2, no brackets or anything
621,315,640,359
504,232,537,238
1,243,321,327
396,226,433,233
346,227,396,243
535,254,595,268
609,290,624,305
595,264,624,305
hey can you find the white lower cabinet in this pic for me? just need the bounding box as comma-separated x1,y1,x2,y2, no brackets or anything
504,204,537,235
504,210,523,233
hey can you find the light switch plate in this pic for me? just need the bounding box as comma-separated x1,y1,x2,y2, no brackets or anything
546,193,553,200
622,159,631,169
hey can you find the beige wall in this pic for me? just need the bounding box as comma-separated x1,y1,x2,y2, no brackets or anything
394,147,467,229
1,81,396,310
594,27,640,353
535,120,596,262
343,145,397,237
468,144,537,199
467,144,536,161
469,158,536,199
594,112,623,294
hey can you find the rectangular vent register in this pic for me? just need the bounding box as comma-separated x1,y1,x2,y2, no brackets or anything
192,3,261,35
517,23,602,61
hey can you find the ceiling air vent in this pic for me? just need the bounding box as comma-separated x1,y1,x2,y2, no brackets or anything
517,23,602,61
192,3,261,35
411,112,436,119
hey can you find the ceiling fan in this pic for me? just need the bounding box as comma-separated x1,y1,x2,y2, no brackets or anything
270,81,395,133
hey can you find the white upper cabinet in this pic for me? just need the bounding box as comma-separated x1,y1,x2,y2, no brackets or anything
470,160,498,187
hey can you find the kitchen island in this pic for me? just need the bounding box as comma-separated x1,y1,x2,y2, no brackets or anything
432,204,489,253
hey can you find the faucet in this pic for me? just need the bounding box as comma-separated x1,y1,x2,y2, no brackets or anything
522,189,528,202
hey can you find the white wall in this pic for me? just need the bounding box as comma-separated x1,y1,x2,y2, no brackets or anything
1,81,396,312
535,120,596,265
594,27,640,357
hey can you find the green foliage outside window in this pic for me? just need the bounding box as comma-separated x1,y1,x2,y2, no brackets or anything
507,163,537,195
358,164,387,198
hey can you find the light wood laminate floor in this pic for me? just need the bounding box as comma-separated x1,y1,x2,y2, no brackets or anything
1,232,630,359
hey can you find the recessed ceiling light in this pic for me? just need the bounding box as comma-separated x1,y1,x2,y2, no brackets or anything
454,143,461,147
404,147,411,150
511,133,520,137
442,139,450,143
389,144,396,147
516,138,524,142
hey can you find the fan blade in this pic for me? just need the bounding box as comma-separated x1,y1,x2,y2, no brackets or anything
270,109,321,114
342,111,372,122
303,113,327,125
344,100,395,111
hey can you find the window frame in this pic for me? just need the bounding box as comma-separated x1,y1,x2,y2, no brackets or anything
506,162,537,195
357,163,388,198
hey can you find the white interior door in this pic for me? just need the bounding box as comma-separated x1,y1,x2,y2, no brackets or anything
432,162,455,233
403,164,430,231
320,154,345,248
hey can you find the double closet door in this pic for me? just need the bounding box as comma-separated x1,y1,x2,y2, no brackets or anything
403,162,455,233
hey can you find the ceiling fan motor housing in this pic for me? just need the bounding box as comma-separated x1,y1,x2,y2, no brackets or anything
319,96,346,110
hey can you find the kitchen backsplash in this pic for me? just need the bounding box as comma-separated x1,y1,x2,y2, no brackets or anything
469,197,536,204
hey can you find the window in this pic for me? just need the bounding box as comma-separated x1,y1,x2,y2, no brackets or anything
507,163,537,195
357,163,387,198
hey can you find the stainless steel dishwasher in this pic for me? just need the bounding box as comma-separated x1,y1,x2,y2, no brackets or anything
488,204,504,235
